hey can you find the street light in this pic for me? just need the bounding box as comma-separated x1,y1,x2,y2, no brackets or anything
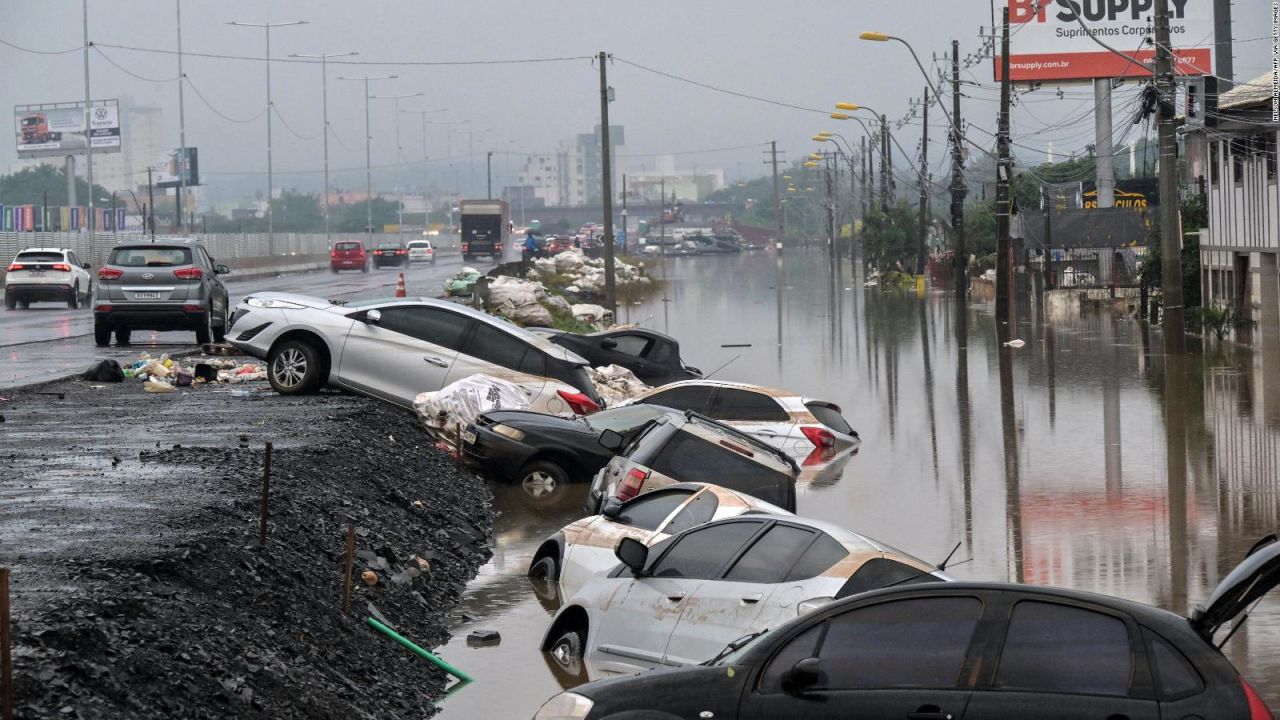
337,74,398,244
400,108,449,235
370,91,424,236
858,31,954,130
290,50,358,247
227,19,308,256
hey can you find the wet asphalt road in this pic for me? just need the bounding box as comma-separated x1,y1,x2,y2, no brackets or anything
0,253,492,388
434,250,1280,718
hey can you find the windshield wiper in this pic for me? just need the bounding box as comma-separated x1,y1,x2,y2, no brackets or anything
705,629,767,665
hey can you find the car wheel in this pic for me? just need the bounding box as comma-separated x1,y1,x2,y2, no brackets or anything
4,293,15,311
94,320,111,346
212,305,228,343
268,339,322,395
517,461,571,507
548,626,586,670
528,555,560,582
362,263,369,273
331,266,339,274
67,283,79,309
114,328,131,346
195,308,213,345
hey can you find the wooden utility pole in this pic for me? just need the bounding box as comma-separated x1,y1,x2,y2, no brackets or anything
598,51,617,316
1154,0,1185,352
950,39,968,298
916,87,929,276
995,7,1013,329
769,141,783,248
880,115,890,210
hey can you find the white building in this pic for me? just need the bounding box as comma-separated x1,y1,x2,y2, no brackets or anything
514,125,625,207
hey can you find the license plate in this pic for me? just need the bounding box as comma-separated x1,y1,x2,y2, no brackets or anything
461,429,477,446
132,292,161,300
29,270,45,277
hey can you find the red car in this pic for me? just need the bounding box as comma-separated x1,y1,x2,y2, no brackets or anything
544,235,574,254
330,241,369,273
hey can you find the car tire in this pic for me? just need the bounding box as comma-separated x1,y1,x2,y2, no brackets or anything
331,266,339,274
4,294,15,311
195,308,213,345
362,263,369,273
67,283,79,309
212,304,228,343
268,339,322,395
114,328,131,346
528,555,560,582
516,460,572,508
94,320,111,346
548,625,586,670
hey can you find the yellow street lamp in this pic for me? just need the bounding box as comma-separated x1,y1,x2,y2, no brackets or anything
803,161,819,168
859,31,890,42
782,175,792,180
787,186,798,193
830,113,850,120
835,102,860,112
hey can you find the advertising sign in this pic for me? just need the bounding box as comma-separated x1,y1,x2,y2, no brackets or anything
995,0,1214,82
14,100,121,158
1082,178,1158,208
155,147,199,189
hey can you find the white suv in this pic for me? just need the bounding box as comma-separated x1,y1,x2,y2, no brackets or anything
406,239,435,264
4,248,93,310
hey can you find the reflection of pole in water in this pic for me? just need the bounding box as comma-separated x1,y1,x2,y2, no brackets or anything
1164,347,1189,612
775,254,784,369
998,324,1024,583
1103,316,1122,493
919,298,940,482
955,300,974,551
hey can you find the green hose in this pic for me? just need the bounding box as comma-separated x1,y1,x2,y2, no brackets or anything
367,617,475,684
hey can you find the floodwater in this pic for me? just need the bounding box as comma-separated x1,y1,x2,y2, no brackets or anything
435,249,1280,717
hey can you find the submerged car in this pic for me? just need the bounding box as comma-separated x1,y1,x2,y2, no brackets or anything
537,535,1280,720
541,514,948,680
584,410,800,515
622,380,859,458
226,293,603,413
461,404,674,505
530,482,790,600
93,239,232,347
531,327,702,386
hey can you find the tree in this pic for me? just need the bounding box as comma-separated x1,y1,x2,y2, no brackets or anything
861,201,918,271
268,190,324,232
0,165,112,207
333,197,401,233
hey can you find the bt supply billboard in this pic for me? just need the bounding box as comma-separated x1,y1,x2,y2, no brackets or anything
994,0,1213,82
14,100,121,158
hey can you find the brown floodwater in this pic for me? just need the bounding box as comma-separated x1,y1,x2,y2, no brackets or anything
435,249,1280,718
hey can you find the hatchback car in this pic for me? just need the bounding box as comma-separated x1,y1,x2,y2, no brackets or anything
584,410,800,515
530,482,791,600
4,248,93,309
531,327,703,386
406,239,436,264
372,242,407,268
537,536,1280,720
330,241,368,273
93,239,231,347
226,293,604,413
541,514,948,680
622,380,859,458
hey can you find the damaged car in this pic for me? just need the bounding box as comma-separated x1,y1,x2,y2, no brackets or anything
531,327,702,386
529,482,792,600
620,380,859,459
583,410,799,515
535,535,1280,720
540,514,949,681
227,293,603,413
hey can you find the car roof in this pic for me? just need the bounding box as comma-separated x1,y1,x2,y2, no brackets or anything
15,247,69,254
842,581,1187,622
731,513,902,555
641,379,807,402
111,237,201,248
665,482,792,515
676,412,797,473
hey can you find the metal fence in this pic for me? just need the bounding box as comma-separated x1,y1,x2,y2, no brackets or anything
0,231,426,266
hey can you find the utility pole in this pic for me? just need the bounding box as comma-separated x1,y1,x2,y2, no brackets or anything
486,151,493,199
598,51,617,316
880,114,890,210
82,0,95,258
995,7,1014,329
147,167,155,241
176,0,187,235
768,141,783,249
292,51,358,248
825,154,836,267
916,87,929,277
951,39,968,298
338,74,397,245
1154,0,1185,352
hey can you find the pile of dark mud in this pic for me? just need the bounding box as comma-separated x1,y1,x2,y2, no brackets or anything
0,375,492,719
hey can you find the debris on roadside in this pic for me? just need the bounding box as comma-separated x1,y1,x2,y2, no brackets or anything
588,364,650,406
466,629,501,646
414,374,534,448
95,353,270,393
82,359,126,382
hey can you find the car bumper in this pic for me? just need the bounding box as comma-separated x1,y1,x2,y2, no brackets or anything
5,283,74,301
408,254,434,262
331,259,366,269
459,424,539,483
94,304,207,331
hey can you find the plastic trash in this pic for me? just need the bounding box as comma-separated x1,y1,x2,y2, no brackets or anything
82,359,126,383
143,380,176,393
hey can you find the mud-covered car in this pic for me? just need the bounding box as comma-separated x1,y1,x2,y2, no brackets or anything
540,514,949,681
529,482,790,600
531,327,702,386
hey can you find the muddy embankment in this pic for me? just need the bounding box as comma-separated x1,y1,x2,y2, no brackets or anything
0,371,492,719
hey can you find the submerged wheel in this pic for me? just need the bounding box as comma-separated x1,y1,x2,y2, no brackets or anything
528,555,560,582
517,461,571,506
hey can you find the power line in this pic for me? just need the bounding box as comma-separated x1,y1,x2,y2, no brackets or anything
612,56,828,115
94,42,593,67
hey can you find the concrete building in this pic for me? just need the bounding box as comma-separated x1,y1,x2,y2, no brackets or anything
514,125,624,207
1198,73,1279,338
624,154,725,203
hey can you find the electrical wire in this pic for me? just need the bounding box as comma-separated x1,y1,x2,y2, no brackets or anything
94,45,180,83
93,42,593,67
184,75,267,124
612,56,828,115
271,106,320,141
0,37,83,55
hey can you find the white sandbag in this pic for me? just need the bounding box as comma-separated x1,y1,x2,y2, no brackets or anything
542,294,572,315
414,374,534,437
555,250,586,272
572,303,613,325
589,364,650,406
504,301,553,327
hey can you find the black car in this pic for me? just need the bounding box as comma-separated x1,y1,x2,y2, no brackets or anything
460,404,675,506
534,536,1280,720
535,328,702,386
372,242,407,268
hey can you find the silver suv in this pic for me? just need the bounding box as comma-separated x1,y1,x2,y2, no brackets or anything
93,239,231,347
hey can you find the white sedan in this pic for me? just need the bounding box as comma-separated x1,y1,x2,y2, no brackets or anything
227,293,603,414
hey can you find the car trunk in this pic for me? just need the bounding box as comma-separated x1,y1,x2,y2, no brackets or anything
104,246,194,304
9,252,68,285
1189,535,1280,642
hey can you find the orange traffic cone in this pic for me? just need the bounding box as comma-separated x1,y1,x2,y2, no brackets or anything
395,272,407,298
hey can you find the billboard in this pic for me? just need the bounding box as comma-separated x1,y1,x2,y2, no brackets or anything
995,0,1214,82
155,147,199,189
14,100,121,158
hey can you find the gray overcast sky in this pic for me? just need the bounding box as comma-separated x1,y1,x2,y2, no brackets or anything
0,0,1271,203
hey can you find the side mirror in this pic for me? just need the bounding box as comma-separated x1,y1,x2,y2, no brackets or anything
781,657,822,695
215,264,231,275
366,308,382,325
601,498,623,519
598,428,625,452
600,338,618,350
615,537,648,575
81,262,91,270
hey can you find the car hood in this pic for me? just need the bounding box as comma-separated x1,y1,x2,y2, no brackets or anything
241,291,335,310
1190,534,1280,641
480,409,596,435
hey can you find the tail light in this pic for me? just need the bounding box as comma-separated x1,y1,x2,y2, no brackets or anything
174,267,204,279
461,243,470,252
330,250,338,258
558,389,600,415
396,249,407,255
616,468,649,502
95,304,112,312
801,425,835,448
98,267,123,280
1243,679,1274,720
51,263,71,272
182,304,204,313
495,243,504,253
6,263,23,271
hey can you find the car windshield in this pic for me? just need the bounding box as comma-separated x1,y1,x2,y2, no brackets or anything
377,244,402,250
15,252,64,263
581,404,669,432
334,242,361,251
408,242,429,249
108,247,192,267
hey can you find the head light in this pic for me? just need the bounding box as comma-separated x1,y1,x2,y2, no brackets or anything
533,691,594,720
245,297,305,309
491,423,526,442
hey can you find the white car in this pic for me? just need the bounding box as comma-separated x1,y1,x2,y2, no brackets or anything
226,293,604,413
620,380,859,459
4,247,94,310
406,239,435,264
529,482,791,600
541,514,949,680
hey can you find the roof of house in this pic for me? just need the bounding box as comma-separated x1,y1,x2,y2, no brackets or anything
1220,72,1276,111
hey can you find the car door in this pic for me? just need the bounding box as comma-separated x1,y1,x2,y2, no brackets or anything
596,332,662,379
561,488,695,596
591,519,766,669
337,305,473,405
66,251,89,290
664,521,819,666
197,247,227,319
446,321,549,397
636,384,716,414
742,594,985,720
708,388,796,447
965,598,1160,720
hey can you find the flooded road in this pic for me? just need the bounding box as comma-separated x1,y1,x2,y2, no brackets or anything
436,249,1280,717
